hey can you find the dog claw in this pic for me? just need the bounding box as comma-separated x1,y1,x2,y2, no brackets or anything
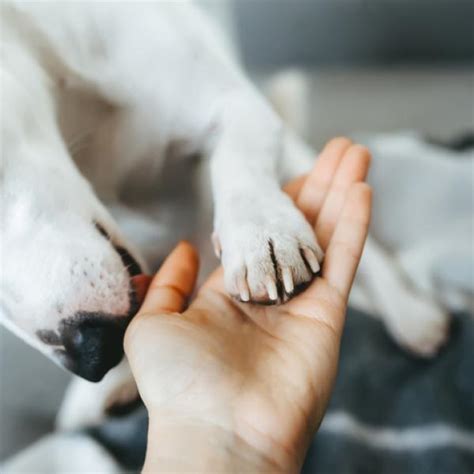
302,247,320,274
282,268,294,294
237,276,250,302
211,232,222,258
265,279,278,301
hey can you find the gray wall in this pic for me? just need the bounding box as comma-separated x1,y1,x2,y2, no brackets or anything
233,0,474,69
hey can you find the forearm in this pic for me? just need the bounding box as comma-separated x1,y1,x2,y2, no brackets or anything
143,414,295,473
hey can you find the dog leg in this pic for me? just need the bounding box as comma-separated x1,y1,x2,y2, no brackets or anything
210,70,321,303
210,97,323,303
358,236,450,357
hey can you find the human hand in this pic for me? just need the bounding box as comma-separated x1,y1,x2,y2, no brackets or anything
125,138,371,473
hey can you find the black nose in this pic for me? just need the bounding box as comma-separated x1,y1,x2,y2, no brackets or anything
58,314,128,382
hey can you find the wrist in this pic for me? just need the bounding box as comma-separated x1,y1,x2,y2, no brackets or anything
144,411,299,473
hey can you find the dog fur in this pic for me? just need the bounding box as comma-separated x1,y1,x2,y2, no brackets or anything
1,1,472,471
1,0,323,380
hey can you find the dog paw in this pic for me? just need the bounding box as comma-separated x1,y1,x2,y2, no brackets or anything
385,293,450,357
215,196,323,304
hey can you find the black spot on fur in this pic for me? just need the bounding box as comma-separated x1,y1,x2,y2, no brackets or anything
94,221,143,277
268,239,284,302
87,404,148,470
114,245,142,277
94,222,110,239
426,131,474,152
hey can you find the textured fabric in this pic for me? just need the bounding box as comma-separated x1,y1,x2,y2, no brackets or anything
302,310,474,474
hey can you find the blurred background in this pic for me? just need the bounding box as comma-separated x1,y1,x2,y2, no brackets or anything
1,0,473,471
231,0,474,147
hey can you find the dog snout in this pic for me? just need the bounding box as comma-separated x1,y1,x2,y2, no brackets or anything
57,314,128,382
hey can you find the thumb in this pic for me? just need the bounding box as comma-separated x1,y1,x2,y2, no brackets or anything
135,241,199,315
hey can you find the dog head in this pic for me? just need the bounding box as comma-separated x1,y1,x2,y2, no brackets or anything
1,148,145,382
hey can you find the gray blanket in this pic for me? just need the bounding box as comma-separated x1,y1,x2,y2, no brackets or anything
302,310,474,474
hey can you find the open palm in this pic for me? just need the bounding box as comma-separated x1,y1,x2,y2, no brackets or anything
125,138,371,472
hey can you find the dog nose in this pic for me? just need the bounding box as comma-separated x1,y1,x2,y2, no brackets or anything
59,315,127,382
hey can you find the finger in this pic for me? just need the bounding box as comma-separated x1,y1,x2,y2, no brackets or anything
322,183,372,299
138,241,199,315
315,144,371,249
296,137,353,224
283,174,307,201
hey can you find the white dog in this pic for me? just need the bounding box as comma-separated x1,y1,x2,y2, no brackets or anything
1,1,472,471
1,1,324,383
